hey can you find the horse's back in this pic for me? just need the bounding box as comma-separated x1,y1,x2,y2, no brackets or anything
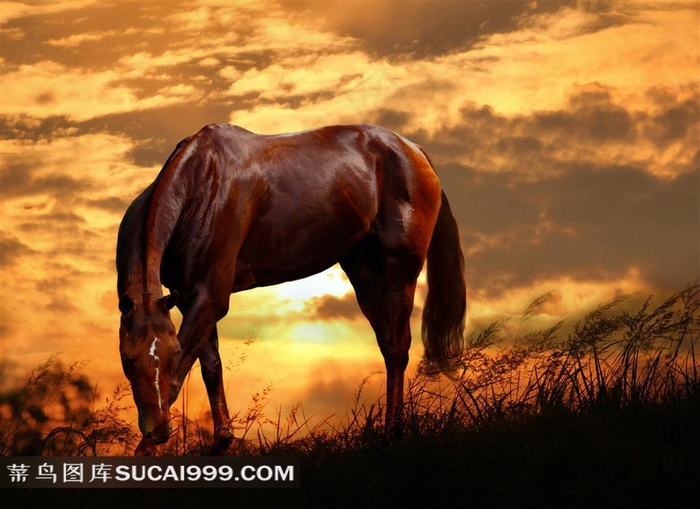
227,125,388,287
225,124,440,289
133,123,441,293
192,122,439,222
193,122,421,168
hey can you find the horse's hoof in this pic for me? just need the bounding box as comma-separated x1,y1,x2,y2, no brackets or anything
209,427,235,456
134,439,157,456
208,441,231,456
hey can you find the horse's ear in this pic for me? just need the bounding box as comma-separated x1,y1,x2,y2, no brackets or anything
119,295,135,316
160,291,179,313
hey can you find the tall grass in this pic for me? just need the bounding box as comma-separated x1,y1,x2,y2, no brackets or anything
3,286,698,507
426,284,699,431
0,356,138,456
1,285,697,459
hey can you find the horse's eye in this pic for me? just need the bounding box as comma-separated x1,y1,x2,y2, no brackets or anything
121,355,136,368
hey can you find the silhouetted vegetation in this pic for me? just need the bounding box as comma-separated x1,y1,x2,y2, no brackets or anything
3,285,699,507
0,356,138,456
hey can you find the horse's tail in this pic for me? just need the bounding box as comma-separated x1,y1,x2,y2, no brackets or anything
421,190,467,368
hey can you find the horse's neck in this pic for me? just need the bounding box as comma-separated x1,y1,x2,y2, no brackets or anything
118,180,184,303
119,131,200,303
138,197,182,302
139,138,196,297
117,236,165,305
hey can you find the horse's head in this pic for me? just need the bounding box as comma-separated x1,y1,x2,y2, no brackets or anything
118,292,179,444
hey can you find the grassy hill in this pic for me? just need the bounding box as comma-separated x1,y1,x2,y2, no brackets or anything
3,285,699,507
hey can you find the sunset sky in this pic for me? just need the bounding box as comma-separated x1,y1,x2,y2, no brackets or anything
1,0,698,429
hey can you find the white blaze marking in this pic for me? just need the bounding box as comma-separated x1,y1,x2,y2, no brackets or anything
149,337,163,411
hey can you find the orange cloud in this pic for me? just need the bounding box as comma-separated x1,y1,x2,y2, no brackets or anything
2,61,205,121
0,0,97,25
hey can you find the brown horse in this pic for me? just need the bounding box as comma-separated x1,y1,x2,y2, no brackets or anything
116,123,466,455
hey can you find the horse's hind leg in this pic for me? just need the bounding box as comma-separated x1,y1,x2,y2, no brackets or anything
341,237,422,438
199,326,234,455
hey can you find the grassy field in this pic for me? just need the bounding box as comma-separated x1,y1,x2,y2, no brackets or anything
3,285,699,507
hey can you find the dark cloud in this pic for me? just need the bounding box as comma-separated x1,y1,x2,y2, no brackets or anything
1,104,233,168
14,212,105,264
1,2,241,69
645,97,698,148
281,1,576,60
301,374,356,414
84,196,130,213
372,108,415,131
0,232,36,267
36,262,89,287
311,294,362,321
366,86,700,298
0,2,279,153
524,0,634,36
1,162,94,199
2,3,129,68
294,359,383,417
434,162,699,298
0,115,74,141
533,103,636,142
377,86,698,177
100,102,236,167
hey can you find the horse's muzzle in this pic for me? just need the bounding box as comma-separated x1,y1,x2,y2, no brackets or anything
144,424,172,444
138,409,172,444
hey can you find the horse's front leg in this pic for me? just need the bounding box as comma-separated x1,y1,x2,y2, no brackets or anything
168,293,224,404
169,332,210,407
167,291,233,453
134,438,158,456
199,326,234,455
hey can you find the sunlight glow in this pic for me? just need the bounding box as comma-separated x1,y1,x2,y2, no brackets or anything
273,266,352,300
